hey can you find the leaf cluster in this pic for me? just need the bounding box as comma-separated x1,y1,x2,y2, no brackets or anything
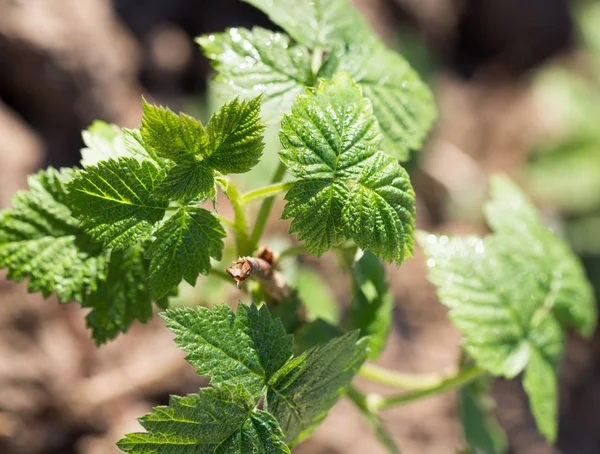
117,303,368,453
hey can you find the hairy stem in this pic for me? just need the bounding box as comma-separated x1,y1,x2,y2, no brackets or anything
370,365,486,411
359,363,455,391
226,183,252,257
241,181,295,206
248,162,287,252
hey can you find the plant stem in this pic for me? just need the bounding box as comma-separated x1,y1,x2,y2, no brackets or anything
359,363,453,391
346,386,400,454
248,162,287,252
371,365,486,411
311,46,324,76
240,181,295,206
226,183,252,256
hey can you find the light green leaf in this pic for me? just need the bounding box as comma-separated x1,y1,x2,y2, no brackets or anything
198,27,314,121
281,72,415,263
141,97,264,201
420,175,596,442
349,251,394,360
459,376,508,454
162,304,293,397
117,384,290,454
267,331,369,445
523,346,559,443
485,175,597,337
0,168,106,302
85,245,153,344
81,121,162,167
241,0,373,48
145,208,225,299
67,157,169,249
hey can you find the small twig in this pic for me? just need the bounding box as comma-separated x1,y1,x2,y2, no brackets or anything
225,247,291,302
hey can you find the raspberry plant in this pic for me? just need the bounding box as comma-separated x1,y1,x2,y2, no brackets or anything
0,0,596,452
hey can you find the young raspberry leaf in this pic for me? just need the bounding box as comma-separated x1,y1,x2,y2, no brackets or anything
280,72,415,264
348,251,394,360
322,44,437,161
84,245,153,344
141,97,265,201
267,331,369,445
0,168,106,302
67,157,169,250
162,304,293,398
241,0,373,48
485,175,596,337
420,176,597,442
117,384,290,454
145,208,226,299
198,27,314,121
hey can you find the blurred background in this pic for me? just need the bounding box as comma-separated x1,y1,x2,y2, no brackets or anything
1,0,600,453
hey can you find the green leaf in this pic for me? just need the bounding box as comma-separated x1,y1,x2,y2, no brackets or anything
81,121,163,167
241,0,373,48
162,304,293,397
145,208,226,299
322,44,436,161
420,175,596,442
141,97,265,201
485,175,597,337
0,168,106,302
281,72,415,263
117,384,290,454
459,376,508,454
85,245,153,344
67,157,169,250
268,331,369,444
523,346,559,443
349,251,394,360
198,27,314,121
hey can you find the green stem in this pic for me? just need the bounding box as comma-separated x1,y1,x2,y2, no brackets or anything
240,181,295,206
311,46,324,77
226,183,252,256
248,162,287,252
371,365,486,411
347,386,400,454
359,363,452,391
215,214,236,231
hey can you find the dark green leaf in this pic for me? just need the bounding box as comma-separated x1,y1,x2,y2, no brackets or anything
459,376,508,454
67,157,169,249
117,385,290,454
85,245,153,344
146,208,226,299
281,72,415,263
268,331,369,445
0,168,106,302
162,304,293,397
